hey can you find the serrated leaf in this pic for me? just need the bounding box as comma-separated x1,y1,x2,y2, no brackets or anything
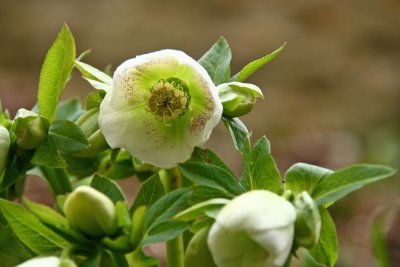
189,147,235,176
49,120,89,153
0,199,68,255
231,43,286,82
55,98,84,121
130,173,165,213
145,188,192,230
31,135,67,168
37,24,76,122
312,164,397,206
284,163,333,195
179,162,244,196
199,37,231,85
75,61,113,86
86,90,107,109
241,136,282,193
174,198,229,222
308,207,338,267
222,117,251,154
141,220,189,246
90,174,127,203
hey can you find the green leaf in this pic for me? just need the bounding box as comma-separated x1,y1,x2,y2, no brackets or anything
0,225,35,267
130,248,159,267
189,147,235,176
231,43,286,82
31,135,67,168
308,207,338,267
222,117,251,154
23,197,68,228
49,120,89,153
285,163,333,195
37,24,76,122
90,174,127,203
56,98,84,121
174,198,229,222
145,188,192,230
130,173,165,213
1,148,34,191
83,78,112,91
179,162,244,196
198,37,231,85
0,199,68,255
75,61,113,86
241,136,282,193
86,90,107,109
141,220,189,246
104,155,135,180
312,164,397,206
189,186,231,205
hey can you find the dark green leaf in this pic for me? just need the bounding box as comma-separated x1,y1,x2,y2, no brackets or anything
174,198,229,222
222,117,251,155
0,225,35,267
56,98,84,121
86,90,106,109
104,157,135,180
312,164,397,206
190,147,235,176
0,199,68,255
49,120,89,153
130,173,165,213
1,148,34,191
31,135,67,168
231,43,286,82
285,163,333,195
241,136,282,193
308,208,338,267
90,174,126,203
146,188,192,230
189,186,231,205
198,37,231,85
37,24,76,122
179,162,244,196
141,220,189,246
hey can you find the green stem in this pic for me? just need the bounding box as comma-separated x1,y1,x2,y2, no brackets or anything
164,167,185,267
40,166,72,195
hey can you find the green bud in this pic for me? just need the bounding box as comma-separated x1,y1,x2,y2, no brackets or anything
12,109,48,150
0,125,10,175
294,191,321,249
217,82,263,118
64,186,118,238
130,205,147,247
185,227,217,267
73,108,108,157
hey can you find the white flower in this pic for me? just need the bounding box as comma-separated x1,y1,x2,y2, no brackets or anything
99,50,222,168
16,257,60,267
0,125,10,175
208,190,296,267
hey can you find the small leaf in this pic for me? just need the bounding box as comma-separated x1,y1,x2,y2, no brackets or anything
90,174,127,203
231,43,286,82
179,162,244,196
75,61,113,86
308,207,338,267
38,24,76,122
130,173,165,213
56,98,84,121
86,90,107,109
141,220,189,246
284,163,333,195
198,37,231,85
241,136,282,193
49,120,89,153
23,197,68,228
222,117,251,155
145,188,192,230
312,164,397,206
174,198,229,222
190,147,235,176
0,199,68,255
31,135,67,168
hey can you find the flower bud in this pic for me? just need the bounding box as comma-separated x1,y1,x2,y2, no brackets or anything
64,186,118,238
208,190,296,267
12,109,48,150
0,125,10,175
73,108,108,157
293,191,321,249
16,256,77,267
185,227,218,267
217,82,263,118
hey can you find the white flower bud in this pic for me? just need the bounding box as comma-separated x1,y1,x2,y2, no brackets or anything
64,186,117,238
0,125,10,175
208,190,296,267
99,50,222,168
16,256,76,267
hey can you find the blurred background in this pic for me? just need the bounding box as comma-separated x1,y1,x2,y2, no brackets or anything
0,0,399,266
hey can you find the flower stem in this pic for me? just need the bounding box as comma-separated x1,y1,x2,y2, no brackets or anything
165,167,185,267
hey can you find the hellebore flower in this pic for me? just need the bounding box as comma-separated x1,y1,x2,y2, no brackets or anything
208,190,296,267
16,256,77,267
0,125,10,175
99,50,222,168
64,186,117,238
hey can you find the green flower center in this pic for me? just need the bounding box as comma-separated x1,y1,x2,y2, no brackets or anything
147,78,191,120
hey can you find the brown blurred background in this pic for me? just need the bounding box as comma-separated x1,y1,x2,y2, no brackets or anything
0,0,399,266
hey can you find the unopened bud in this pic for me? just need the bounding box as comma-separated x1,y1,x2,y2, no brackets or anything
12,109,48,150
294,191,321,249
217,82,263,118
73,108,108,157
64,186,117,238
0,125,10,175
185,227,217,267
